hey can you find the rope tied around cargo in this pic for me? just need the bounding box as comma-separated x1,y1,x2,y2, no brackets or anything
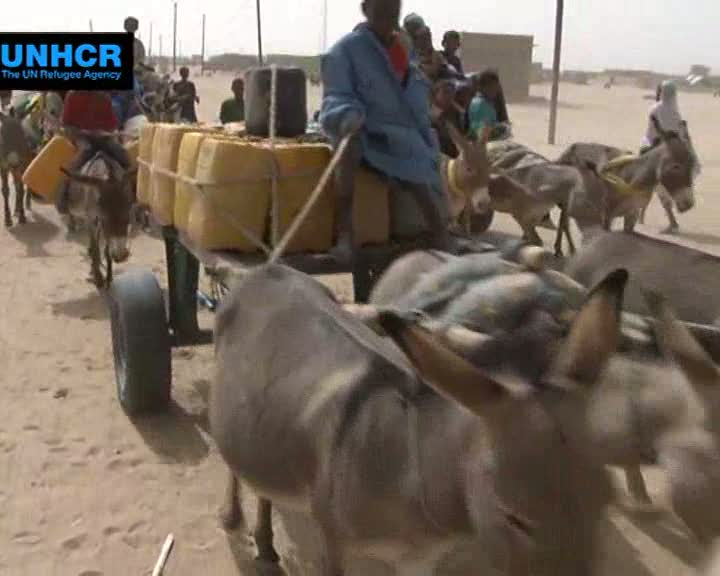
269,64,280,247
268,133,354,264
138,154,341,257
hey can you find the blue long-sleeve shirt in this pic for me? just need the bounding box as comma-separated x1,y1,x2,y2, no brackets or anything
320,24,441,191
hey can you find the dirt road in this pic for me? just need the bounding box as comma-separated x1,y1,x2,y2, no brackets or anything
1,80,718,574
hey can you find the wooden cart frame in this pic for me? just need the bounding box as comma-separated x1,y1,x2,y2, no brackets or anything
108,211,456,414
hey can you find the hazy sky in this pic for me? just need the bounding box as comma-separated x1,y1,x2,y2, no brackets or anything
4,0,720,74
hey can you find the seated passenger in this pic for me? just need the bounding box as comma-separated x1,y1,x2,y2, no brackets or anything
441,30,464,76
219,78,245,124
469,69,512,141
431,79,464,158
412,25,451,82
320,0,449,263
56,91,131,215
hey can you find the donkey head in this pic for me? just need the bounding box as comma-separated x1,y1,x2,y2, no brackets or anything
652,116,696,213
639,292,720,545
61,164,137,263
447,123,492,213
380,269,629,573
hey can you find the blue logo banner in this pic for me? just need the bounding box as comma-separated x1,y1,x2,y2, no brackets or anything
0,32,134,90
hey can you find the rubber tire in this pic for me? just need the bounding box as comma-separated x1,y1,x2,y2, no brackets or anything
109,270,171,415
470,209,495,235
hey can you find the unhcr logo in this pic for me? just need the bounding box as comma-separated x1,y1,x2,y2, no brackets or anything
0,32,133,90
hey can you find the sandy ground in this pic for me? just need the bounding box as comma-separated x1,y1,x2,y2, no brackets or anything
2,75,720,575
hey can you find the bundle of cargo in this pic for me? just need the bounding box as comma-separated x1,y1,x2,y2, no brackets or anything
22,135,77,203
186,138,273,252
173,131,212,232
24,132,143,204
136,123,157,207
181,134,390,254
149,124,205,225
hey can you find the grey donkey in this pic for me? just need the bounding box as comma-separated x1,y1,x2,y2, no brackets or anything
212,262,638,575
364,248,720,552
0,111,34,227
60,156,135,289
557,119,696,239
481,141,609,257
487,160,604,257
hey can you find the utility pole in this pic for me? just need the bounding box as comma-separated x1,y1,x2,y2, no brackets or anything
548,0,564,145
201,13,206,75
321,0,328,53
89,19,93,32
172,1,178,72
256,0,264,65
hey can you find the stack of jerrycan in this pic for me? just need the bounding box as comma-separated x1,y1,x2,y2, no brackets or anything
138,62,390,254
182,135,390,254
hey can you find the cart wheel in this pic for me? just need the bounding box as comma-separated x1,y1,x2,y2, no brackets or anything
470,209,495,235
109,270,172,415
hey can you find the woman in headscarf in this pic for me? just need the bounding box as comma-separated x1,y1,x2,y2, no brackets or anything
642,80,683,151
640,80,701,232
468,69,512,141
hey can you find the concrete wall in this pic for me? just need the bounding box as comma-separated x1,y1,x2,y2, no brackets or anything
460,32,534,101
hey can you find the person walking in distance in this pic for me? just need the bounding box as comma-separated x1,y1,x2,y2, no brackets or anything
174,67,199,124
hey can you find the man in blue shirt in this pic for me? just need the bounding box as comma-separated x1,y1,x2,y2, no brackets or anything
320,0,448,263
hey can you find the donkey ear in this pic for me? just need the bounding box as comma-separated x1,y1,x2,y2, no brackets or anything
60,167,106,188
554,269,628,383
379,310,506,414
645,291,719,387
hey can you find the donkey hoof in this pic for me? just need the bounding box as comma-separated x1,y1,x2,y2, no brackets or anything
661,224,679,235
4,218,12,228
17,214,26,225
255,545,280,565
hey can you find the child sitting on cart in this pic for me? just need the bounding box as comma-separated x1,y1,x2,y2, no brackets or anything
320,0,449,263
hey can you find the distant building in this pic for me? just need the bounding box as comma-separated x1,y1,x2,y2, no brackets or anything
460,32,534,101
531,62,544,84
562,70,591,85
690,65,711,78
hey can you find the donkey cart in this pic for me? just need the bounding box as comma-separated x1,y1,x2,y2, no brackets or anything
107,128,495,415
108,223,478,414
